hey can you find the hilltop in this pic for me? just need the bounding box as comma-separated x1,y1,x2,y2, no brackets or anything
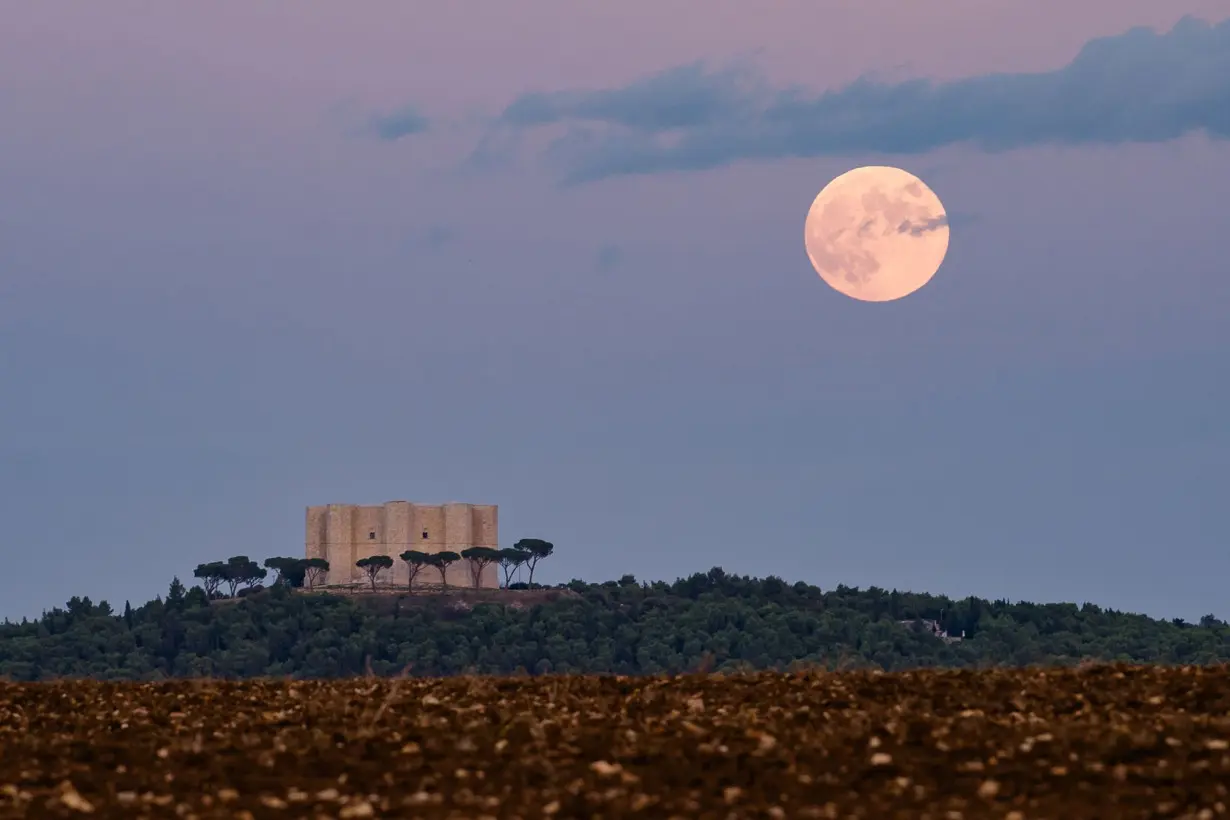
2,568,1228,680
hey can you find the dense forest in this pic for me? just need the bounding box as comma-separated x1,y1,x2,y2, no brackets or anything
3,566,1229,681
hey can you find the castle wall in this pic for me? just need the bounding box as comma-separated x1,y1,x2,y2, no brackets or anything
384,501,412,586
474,505,498,549
307,501,499,590
472,505,499,588
322,504,354,585
355,507,382,543
444,503,473,554
305,506,326,561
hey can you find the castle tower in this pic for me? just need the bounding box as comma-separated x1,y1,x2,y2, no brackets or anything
305,501,499,590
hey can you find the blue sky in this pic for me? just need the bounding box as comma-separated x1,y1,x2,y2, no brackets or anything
2,1,1228,621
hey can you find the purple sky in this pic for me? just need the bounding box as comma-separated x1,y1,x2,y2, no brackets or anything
2,1,1229,621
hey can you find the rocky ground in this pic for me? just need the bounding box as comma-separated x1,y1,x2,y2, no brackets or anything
2,664,1229,818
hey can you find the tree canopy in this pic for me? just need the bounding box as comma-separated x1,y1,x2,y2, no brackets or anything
424,552,461,590
513,539,554,586
460,547,501,588
497,548,531,587
399,550,431,591
3,567,1228,681
355,555,395,591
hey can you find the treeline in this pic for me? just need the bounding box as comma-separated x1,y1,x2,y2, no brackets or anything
2,567,1229,681
192,539,556,597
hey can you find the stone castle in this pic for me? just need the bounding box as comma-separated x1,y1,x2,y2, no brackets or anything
305,501,499,589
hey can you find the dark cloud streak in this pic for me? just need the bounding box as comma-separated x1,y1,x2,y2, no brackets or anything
899,215,949,236
491,16,1230,183
499,62,763,131
370,105,430,140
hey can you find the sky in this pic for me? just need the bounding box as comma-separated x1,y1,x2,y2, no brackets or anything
2,0,1229,622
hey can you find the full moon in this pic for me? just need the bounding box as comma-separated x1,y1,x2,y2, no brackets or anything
804,165,949,302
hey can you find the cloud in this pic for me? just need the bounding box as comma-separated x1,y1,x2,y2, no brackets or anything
499,61,764,131
494,16,1230,183
370,105,430,140
595,244,623,273
899,214,949,237
941,210,979,230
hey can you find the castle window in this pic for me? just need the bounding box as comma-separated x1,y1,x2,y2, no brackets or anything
422,530,429,539
368,531,376,540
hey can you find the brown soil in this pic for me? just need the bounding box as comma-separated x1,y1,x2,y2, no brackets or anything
3,665,1230,818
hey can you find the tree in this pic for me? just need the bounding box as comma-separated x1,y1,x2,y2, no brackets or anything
303,557,330,590
166,577,187,610
356,555,394,591
461,547,501,588
12,563,1230,680
220,559,244,596
193,562,227,598
497,548,531,588
426,551,461,590
264,557,307,587
221,556,266,597
399,550,430,592
514,539,555,587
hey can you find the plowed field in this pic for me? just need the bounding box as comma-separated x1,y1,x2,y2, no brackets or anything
3,665,1230,818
